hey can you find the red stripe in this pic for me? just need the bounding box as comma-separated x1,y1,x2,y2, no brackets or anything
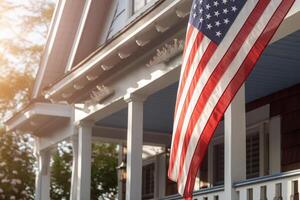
176,0,270,182
175,31,204,115
168,41,216,177
169,27,193,170
182,25,194,58
183,0,295,197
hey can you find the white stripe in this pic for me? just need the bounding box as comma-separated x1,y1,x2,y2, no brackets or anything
178,0,282,194
173,36,210,131
170,27,199,147
170,36,210,181
169,0,259,180
178,25,198,82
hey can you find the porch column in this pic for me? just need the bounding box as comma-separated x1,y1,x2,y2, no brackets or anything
157,153,166,198
117,143,124,200
76,121,93,199
269,116,281,174
224,85,246,200
124,94,145,200
70,135,78,200
35,149,51,200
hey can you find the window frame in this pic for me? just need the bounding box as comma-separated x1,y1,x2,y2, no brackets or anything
211,121,270,186
142,156,157,200
127,0,160,21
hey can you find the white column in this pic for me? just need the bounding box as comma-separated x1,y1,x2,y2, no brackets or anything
117,144,124,200
70,135,78,200
77,121,93,200
124,94,145,200
35,150,51,200
269,116,281,174
157,153,166,198
224,85,246,200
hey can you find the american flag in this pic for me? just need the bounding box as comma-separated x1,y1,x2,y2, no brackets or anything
168,0,294,198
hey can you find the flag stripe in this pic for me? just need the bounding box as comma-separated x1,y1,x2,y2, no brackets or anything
168,0,259,180
169,39,215,180
179,0,282,192
175,31,204,116
170,27,199,158
180,0,294,196
177,0,271,186
178,26,199,83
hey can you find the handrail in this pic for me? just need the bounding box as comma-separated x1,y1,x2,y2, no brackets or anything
234,169,300,188
160,185,224,200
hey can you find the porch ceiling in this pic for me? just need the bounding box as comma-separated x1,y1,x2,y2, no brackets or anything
97,29,300,133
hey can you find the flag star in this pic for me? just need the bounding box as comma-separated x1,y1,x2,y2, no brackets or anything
206,13,211,19
207,24,212,30
199,0,203,4
193,13,197,18
232,6,238,12
215,21,221,27
224,18,230,24
222,0,228,4
199,8,203,13
213,1,219,6
193,4,197,9
216,31,222,37
223,8,229,14
206,4,211,10
214,11,220,17
199,17,204,23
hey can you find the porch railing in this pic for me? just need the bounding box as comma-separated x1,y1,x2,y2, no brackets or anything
161,169,300,200
160,185,224,200
234,169,300,200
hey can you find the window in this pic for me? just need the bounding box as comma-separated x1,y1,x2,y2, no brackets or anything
133,0,155,14
213,143,224,185
213,132,261,185
142,163,155,199
246,133,260,179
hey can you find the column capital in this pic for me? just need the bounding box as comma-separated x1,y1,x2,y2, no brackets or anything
124,93,147,103
75,119,95,128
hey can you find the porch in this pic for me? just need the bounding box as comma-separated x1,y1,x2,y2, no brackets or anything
4,0,300,199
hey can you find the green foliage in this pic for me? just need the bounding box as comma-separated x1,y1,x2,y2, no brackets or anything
0,128,35,200
91,143,118,199
0,0,118,199
50,143,72,200
50,142,118,200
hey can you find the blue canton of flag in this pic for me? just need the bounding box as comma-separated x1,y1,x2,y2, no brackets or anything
190,0,246,44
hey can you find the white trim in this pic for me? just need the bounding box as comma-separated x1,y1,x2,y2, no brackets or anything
32,0,66,98
6,103,72,132
44,0,185,98
92,126,171,146
65,0,93,72
75,54,182,123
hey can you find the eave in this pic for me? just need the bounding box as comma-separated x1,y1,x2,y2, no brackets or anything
43,0,191,102
5,103,72,135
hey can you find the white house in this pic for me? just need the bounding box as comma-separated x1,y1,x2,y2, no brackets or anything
5,0,300,199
